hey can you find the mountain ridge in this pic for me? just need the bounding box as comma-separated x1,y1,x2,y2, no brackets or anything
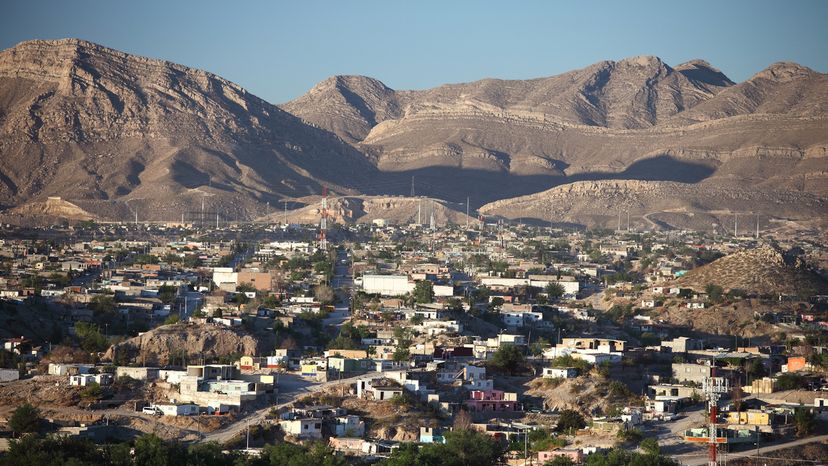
0,38,826,228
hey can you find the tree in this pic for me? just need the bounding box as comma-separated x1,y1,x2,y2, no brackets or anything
413,280,435,304
236,282,257,293
9,403,41,436
545,282,565,300
546,457,575,466
158,285,178,305
453,409,472,431
186,442,229,466
164,314,180,325
704,283,724,303
315,284,334,304
80,382,103,400
327,335,358,350
89,294,115,316
393,347,410,362
555,409,586,434
489,344,525,375
133,434,186,466
640,437,660,455
75,322,108,353
794,406,815,437
441,428,503,466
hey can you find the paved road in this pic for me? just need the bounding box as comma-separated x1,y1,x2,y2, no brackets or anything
671,433,828,465
179,290,203,319
199,371,378,444
324,248,352,328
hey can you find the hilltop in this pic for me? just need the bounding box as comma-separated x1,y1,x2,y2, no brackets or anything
676,246,828,296
256,195,475,226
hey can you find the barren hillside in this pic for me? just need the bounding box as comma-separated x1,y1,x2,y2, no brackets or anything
676,246,828,296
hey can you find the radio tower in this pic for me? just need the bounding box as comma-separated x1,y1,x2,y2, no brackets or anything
703,368,729,466
319,187,329,250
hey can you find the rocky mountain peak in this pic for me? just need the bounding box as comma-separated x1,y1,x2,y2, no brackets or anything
754,61,815,82
616,55,668,70
675,59,735,87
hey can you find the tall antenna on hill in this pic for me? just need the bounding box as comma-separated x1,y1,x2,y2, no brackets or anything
319,187,329,250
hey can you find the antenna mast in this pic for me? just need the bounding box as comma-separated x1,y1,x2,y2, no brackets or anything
703,368,729,466
319,187,328,250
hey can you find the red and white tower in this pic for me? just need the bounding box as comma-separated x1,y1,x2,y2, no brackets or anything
703,368,729,466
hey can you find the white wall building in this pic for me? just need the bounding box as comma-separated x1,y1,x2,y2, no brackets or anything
361,275,415,296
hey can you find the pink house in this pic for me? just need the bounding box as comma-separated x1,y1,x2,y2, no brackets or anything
464,389,518,412
538,449,583,464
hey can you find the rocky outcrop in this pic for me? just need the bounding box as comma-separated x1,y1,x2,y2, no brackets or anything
103,323,273,365
257,195,474,226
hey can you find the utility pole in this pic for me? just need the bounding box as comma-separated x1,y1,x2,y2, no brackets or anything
466,196,470,229
410,176,415,197
429,200,435,231
617,210,621,232
417,198,422,226
755,214,759,239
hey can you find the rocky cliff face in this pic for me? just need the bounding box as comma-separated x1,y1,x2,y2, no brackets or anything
103,323,273,365
0,39,376,219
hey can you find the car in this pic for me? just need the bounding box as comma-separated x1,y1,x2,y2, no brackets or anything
142,406,160,415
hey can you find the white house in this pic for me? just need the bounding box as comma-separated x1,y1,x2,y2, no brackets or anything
279,418,323,439
333,414,365,437
153,403,200,416
542,367,578,379
69,373,113,386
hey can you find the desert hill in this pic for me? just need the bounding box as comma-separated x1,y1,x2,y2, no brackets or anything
3,196,96,222
285,59,828,214
257,195,474,226
0,39,825,228
478,180,826,231
676,246,828,297
0,38,376,220
103,322,274,365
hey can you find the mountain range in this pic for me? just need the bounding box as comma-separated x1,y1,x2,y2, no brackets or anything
1,39,826,229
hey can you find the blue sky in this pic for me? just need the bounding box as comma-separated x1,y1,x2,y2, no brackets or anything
3,0,826,103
